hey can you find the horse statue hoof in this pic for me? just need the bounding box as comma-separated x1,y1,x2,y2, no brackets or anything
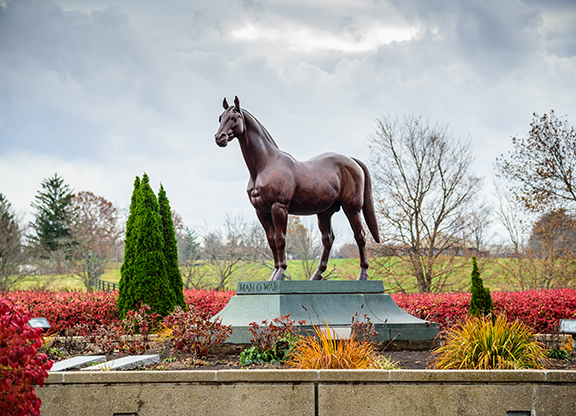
357,270,369,281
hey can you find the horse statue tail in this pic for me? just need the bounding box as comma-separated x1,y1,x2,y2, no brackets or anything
352,157,381,244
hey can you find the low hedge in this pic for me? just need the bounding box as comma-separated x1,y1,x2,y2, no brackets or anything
2,288,574,335
393,288,576,333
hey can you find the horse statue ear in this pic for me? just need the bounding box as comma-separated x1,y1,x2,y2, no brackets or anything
234,96,241,111
223,98,229,110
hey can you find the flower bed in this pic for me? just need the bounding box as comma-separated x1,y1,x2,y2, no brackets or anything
2,288,575,335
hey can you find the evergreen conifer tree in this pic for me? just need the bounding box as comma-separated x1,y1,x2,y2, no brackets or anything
118,174,176,317
30,173,75,254
469,256,493,317
158,184,185,309
118,176,140,317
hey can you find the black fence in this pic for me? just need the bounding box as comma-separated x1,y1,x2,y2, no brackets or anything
91,277,118,292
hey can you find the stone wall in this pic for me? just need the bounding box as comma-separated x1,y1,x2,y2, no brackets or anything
38,369,576,416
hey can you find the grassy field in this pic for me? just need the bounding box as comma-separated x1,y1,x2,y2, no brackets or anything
12,264,122,292
9,256,528,293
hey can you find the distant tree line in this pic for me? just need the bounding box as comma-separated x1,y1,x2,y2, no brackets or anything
1,110,574,294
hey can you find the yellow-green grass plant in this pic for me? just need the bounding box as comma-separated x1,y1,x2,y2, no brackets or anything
429,314,550,369
373,355,401,370
285,323,381,369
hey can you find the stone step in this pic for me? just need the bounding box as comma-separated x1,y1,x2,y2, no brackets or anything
80,354,160,371
50,355,106,372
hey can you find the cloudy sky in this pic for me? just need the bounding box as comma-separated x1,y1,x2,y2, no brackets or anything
1,0,575,244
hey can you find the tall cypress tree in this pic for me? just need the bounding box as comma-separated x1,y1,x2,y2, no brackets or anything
158,184,185,309
118,174,176,317
469,256,493,317
118,176,140,317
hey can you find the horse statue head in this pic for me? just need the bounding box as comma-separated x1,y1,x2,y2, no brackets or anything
215,96,245,147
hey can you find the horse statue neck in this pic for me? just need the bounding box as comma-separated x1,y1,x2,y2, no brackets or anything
238,110,282,178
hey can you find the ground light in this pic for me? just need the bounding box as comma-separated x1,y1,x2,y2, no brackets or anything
27,317,51,332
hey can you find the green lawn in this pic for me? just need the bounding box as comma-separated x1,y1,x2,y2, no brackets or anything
8,256,535,293
12,263,122,292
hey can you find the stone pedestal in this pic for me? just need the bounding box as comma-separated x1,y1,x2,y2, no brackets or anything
215,280,438,344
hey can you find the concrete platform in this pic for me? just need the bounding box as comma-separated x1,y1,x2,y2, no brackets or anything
215,280,438,343
80,355,159,371
50,355,106,372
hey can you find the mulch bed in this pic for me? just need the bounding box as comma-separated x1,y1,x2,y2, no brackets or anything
46,338,576,371
152,350,576,371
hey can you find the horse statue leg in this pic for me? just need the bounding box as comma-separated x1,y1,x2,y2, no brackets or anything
256,211,280,281
310,210,337,280
270,202,289,281
344,208,370,280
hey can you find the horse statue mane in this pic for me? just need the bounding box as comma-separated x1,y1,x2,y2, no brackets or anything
241,109,280,149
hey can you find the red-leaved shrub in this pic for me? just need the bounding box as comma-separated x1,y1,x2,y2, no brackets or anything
183,290,235,318
248,314,304,352
0,300,53,416
392,288,576,333
81,304,161,355
1,291,119,335
3,288,575,336
163,306,232,357
1,289,234,335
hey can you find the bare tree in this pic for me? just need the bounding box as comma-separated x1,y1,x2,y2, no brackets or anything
285,216,323,280
469,206,492,253
200,215,270,290
496,110,576,211
176,226,207,290
492,184,576,289
527,209,576,288
368,115,483,293
0,194,30,292
168,210,206,289
67,192,121,290
493,184,532,290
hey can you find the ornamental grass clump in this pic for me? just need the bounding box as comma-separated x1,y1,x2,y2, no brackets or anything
430,314,549,370
285,323,379,369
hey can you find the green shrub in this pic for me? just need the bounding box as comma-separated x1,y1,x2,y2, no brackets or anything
469,256,493,317
158,184,185,310
239,346,279,365
118,174,176,317
547,347,570,360
118,176,140,318
430,314,549,369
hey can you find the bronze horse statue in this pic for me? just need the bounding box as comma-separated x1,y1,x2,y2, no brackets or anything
214,96,380,281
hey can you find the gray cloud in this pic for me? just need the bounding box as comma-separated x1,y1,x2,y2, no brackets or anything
0,0,575,242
